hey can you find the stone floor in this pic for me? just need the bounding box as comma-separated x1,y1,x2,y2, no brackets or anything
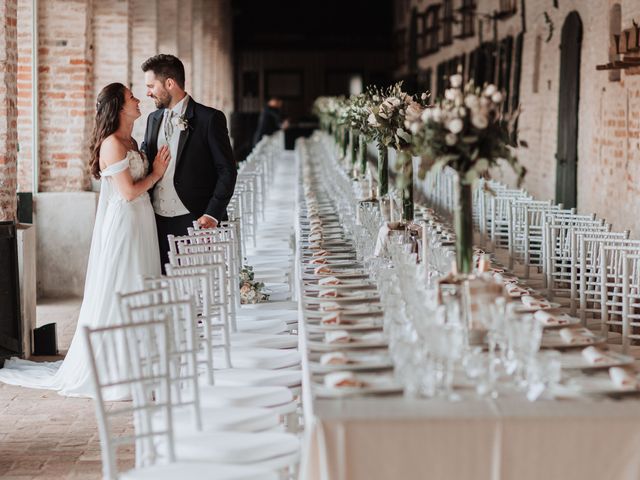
0,297,134,479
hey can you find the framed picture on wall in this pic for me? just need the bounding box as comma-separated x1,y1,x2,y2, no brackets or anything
265,70,303,99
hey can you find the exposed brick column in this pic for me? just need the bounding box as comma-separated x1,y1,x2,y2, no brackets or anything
0,0,18,220
92,0,131,101
178,0,193,93
16,0,32,193
200,0,233,113
191,0,204,102
38,0,94,192
157,0,178,55
130,0,158,142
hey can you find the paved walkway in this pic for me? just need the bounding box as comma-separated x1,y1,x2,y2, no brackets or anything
0,298,134,479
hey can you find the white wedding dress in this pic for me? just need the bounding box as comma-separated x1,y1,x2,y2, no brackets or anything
0,150,160,399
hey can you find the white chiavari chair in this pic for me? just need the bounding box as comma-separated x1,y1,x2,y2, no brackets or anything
84,320,282,480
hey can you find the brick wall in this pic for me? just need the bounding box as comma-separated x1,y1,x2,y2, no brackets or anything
4,0,233,196
130,0,158,142
394,0,640,236
16,0,31,193
93,0,131,100
38,0,93,192
0,0,18,221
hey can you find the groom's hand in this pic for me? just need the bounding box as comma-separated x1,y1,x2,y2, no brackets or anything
197,215,218,229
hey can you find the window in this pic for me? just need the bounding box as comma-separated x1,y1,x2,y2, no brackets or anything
440,0,454,46
497,0,517,19
394,28,408,67
418,5,441,56
457,0,476,39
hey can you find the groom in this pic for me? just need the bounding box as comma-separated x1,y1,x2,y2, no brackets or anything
140,54,237,272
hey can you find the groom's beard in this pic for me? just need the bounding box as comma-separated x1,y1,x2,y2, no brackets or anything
152,91,171,109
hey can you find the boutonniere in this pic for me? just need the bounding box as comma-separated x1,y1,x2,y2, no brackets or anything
173,114,190,132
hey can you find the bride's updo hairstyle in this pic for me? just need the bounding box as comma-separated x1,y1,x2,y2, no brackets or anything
89,82,126,179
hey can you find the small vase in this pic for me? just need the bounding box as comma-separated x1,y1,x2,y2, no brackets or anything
377,143,389,198
454,178,474,274
397,151,414,222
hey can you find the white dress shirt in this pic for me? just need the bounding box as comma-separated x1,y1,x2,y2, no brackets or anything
153,94,190,217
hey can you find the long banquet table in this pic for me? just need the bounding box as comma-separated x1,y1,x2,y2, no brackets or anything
294,135,640,480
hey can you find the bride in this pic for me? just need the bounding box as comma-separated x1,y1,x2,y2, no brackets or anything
0,82,170,399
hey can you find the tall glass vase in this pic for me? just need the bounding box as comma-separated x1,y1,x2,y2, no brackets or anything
341,128,349,160
350,130,359,168
377,143,389,198
454,179,474,274
398,151,414,222
359,136,367,175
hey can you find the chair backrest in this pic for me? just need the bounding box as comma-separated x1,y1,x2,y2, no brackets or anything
117,290,203,432
621,251,640,352
84,319,175,480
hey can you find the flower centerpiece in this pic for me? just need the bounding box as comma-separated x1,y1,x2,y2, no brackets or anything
406,73,525,274
239,265,269,304
367,82,429,221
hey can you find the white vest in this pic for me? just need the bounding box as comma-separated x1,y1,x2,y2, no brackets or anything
152,95,190,217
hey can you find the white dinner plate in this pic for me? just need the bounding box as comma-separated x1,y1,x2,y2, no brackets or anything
308,352,393,373
311,373,402,398
305,318,383,332
303,304,384,317
541,328,606,349
550,374,640,397
306,333,388,351
559,350,635,370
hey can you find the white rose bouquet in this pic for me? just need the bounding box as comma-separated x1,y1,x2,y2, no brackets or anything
405,74,524,185
367,82,430,219
239,265,269,304
405,73,525,274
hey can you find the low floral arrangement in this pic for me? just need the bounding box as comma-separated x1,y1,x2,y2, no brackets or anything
239,265,269,304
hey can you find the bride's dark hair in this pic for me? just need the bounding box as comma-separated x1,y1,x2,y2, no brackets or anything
89,82,126,179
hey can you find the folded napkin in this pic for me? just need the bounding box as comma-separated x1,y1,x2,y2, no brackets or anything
310,257,328,265
320,352,349,365
309,232,323,243
310,225,323,235
312,249,330,257
314,266,333,275
521,295,550,309
324,330,350,344
319,276,341,286
609,367,639,390
559,327,594,345
581,346,613,364
505,283,528,296
321,313,343,325
320,301,342,312
324,371,361,388
318,289,339,298
534,310,570,326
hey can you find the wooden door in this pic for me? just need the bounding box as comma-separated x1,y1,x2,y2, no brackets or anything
555,11,582,208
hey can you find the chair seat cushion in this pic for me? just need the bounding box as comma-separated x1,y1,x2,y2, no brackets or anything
213,348,300,370
169,431,299,464
153,406,279,435
197,384,293,408
120,461,278,480
213,368,302,388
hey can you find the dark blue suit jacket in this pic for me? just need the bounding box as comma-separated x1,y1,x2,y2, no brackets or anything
141,97,237,221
